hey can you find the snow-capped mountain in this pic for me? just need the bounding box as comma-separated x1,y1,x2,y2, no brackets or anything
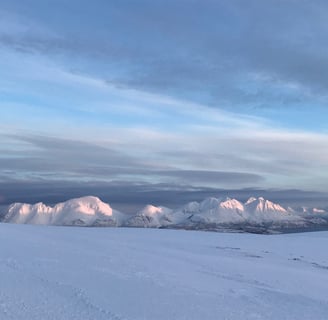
1,195,327,231
244,197,287,214
243,196,298,224
169,196,307,229
172,197,247,225
294,207,327,215
124,205,173,228
2,196,126,227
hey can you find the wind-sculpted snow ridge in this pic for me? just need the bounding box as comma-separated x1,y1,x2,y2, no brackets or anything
1,195,328,232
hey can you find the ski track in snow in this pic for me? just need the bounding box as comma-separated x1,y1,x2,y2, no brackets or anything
1,224,328,320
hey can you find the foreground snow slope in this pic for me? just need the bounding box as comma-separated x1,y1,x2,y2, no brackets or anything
1,224,328,320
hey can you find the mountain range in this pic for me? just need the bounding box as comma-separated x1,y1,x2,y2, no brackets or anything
1,196,327,233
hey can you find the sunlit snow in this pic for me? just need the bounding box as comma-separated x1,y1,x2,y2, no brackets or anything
0,224,328,319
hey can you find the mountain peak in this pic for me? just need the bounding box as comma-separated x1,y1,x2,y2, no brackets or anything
65,196,103,204
245,197,257,205
199,197,221,211
220,198,244,211
245,197,287,214
57,196,113,216
140,205,163,215
182,201,200,213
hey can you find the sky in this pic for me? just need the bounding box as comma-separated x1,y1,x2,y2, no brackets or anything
1,0,328,210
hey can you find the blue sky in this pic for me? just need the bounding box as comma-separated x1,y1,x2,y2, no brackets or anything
1,0,328,207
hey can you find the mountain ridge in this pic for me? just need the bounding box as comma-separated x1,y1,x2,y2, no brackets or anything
1,195,327,232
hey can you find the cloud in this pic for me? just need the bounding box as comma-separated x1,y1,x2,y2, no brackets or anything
0,179,327,213
0,134,265,189
2,1,328,110
1,124,328,194
152,170,264,184
0,45,267,134
1,1,328,203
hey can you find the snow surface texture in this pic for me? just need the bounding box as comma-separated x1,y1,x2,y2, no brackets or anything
1,196,327,231
0,224,328,320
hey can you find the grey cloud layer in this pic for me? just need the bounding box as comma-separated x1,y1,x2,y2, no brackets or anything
1,1,328,206
1,0,328,108
0,179,327,213
2,131,328,193
1,132,328,209
0,134,263,187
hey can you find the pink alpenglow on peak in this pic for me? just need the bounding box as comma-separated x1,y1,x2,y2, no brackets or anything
1,195,327,230
3,196,126,227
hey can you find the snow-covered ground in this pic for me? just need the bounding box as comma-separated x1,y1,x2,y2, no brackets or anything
0,224,328,320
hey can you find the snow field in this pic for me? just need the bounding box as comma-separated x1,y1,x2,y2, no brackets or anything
0,224,328,319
